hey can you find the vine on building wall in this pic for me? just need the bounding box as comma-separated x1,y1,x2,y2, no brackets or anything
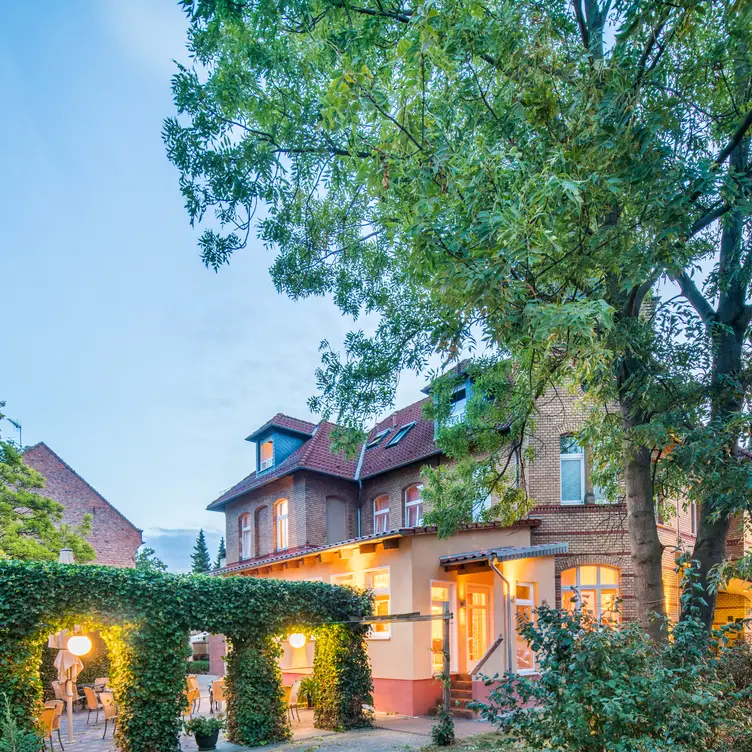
313,624,374,731
0,562,372,752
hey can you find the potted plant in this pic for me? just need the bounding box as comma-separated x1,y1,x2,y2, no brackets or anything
297,676,318,708
183,714,224,751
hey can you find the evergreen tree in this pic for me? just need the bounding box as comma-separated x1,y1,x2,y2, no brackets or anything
191,529,211,573
213,537,226,570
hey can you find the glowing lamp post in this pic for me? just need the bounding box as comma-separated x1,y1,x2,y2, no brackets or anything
67,635,91,657
288,633,307,649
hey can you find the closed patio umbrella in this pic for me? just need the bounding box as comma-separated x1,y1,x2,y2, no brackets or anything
51,631,84,744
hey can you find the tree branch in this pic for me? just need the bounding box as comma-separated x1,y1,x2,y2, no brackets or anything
673,271,715,325
713,106,752,168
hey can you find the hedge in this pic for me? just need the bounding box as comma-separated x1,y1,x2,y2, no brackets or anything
186,660,210,675
0,561,373,752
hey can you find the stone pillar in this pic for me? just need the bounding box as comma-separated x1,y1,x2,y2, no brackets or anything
208,633,227,676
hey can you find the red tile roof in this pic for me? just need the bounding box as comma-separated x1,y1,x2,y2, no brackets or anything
209,397,442,510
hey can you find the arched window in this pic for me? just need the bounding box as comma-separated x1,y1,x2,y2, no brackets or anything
326,497,347,544
254,506,269,557
373,495,390,534
561,565,620,623
239,513,252,560
404,484,424,527
275,498,289,551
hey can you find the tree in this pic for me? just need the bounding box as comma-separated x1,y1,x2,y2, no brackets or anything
166,0,752,636
214,536,226,570
191,529,212,573
0,404,95,563
135,546,168,573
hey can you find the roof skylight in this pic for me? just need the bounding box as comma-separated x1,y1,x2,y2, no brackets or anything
385,422,416,447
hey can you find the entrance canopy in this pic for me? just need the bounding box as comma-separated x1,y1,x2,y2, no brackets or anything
440,542,569,573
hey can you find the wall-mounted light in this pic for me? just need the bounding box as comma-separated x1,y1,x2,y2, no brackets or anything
288,633,307,649
67,635,92,657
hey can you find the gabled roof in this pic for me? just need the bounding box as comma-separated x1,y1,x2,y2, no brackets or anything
245,413,317,442
208,421,360,510
22,442,142,534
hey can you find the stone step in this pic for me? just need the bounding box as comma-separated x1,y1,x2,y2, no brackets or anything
450,689,472,700
451,680,472,690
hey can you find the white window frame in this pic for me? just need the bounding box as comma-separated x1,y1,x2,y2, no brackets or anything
404,484,424,527
560,437,585,505
373,495,390,534
561,566,621,623
515,582,537,674
260,440,274,471
447,386,468,424
240,513,252,560
364,566,391,639
430,580,458,674
275,498,289,551
331,572,356,588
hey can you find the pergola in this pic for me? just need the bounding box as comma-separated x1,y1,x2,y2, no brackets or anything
0,561,373,752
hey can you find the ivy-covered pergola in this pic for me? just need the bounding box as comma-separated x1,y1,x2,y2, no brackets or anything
0,562,373,752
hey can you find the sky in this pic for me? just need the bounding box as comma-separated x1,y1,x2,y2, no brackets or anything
0,1,427,571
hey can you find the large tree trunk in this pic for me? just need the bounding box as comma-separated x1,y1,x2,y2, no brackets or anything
621,406,667,641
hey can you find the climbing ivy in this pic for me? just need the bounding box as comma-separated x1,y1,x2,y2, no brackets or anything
0,562,372,752
313,624,373,731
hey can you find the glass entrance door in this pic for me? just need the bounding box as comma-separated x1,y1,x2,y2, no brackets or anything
466,585,490,668
431,582,457,675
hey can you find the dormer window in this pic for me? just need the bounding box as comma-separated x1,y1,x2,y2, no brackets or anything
385,422,416,447
260,440,274,471
367,429,391,449
448,386,467,424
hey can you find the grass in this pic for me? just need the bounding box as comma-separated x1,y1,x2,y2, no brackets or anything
421,732,514,751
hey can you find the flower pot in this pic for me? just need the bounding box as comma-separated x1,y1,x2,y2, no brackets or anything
194,730,220,750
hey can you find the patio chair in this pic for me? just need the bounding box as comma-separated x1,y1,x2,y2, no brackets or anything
210,679,225,713
99,693,117,740
94,677,109,691
51,681,64,702
185,675,201,712
44,701,64,751
83,686,102,725
40,707,56,752
288,679,302,722
181,688,200,718
69,683,86,711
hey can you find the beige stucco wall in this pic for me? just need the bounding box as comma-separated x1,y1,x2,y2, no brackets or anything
250,525,558,683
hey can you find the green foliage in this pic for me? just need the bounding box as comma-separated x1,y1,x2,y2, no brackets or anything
312,624,373,731
183,714,224,737
191,530,211,573
0,437,95,563
473,570,745,752
187,660,209,674
213,537,226,570
0,697,40,752
297,676,318,707
431,708,455,747
135,546,168,573
225,637,290,746
0,561,372,752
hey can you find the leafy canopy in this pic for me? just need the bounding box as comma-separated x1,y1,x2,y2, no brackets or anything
135,546,168,573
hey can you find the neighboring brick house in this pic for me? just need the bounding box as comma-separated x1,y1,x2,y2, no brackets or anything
23,442,142,568
207,372,752,716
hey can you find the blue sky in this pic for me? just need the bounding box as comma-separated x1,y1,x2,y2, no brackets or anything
1,1,426,570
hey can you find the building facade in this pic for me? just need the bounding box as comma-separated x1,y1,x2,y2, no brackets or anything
207,378,752,716
23,442,142,568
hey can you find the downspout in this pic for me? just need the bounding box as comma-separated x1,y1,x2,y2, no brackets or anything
354,434,368,538
490,558,514,674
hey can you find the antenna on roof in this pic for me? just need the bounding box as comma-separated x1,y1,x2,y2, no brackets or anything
7,418,22,448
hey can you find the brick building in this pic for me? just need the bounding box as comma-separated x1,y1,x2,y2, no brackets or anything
23,442,142,568
207,372,752,716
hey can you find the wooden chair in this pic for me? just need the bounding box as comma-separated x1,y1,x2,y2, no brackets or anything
99,693,117,740
40,707,56,752
185,675,201,712
210,679,225,713
69,683,85,711
181,688,200,718
51,681,64,701
94,677,109,691
44,701,65,751
83,686,102,725
287,679,302,722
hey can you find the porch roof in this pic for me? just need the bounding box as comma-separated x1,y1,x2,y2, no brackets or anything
439,542,569,571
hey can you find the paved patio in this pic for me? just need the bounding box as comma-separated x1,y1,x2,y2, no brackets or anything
59,676,496,752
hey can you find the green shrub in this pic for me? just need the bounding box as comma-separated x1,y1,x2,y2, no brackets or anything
187,660,210,675
0,697,40,752
183,715,224,737
431,708,456,747
298,676,318,707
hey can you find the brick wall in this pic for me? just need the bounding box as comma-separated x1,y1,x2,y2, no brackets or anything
22,443,142,568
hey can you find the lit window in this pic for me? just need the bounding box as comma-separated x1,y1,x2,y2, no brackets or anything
365,568,390,637
366,429,390,449
560,436,584,504
515,583,536,673
385,422,416,447
404,484,424,527
331,572,356,588
260,440,274,471
430,583,453,675
448,387,467,424
240,514,252,560
690,502,698,536
275,498,289,550
561,566,620,624
374,495,390,534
